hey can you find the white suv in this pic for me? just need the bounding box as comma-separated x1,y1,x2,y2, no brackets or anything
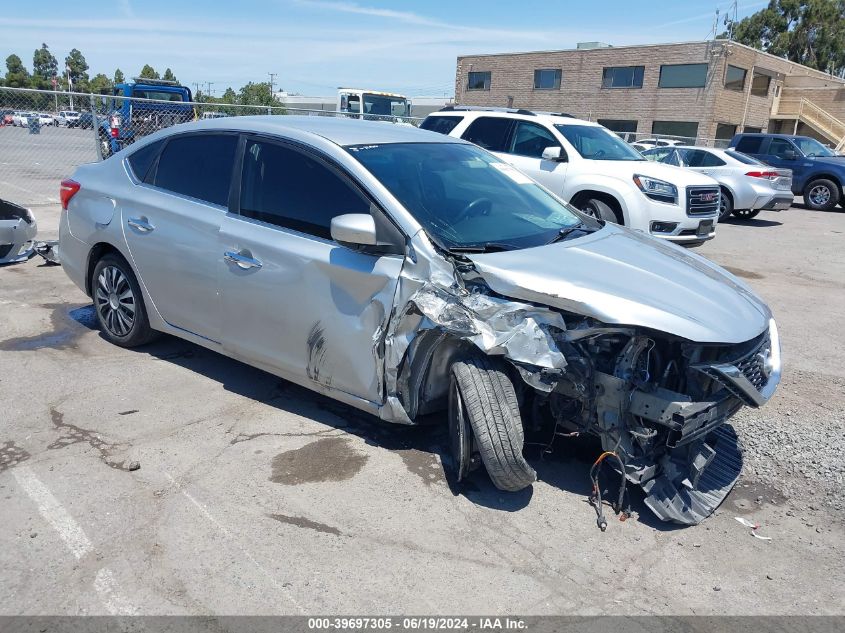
421,108,721,244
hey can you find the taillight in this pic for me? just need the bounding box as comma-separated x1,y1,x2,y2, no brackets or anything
60,179,81,210
109,114,121,138
745,170,780,180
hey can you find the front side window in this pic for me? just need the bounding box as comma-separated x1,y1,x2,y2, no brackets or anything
602,66,644,89
658,63,708,88
239,139,370,239
508,121,560,158
347,142,584,250
555,124,644,161
467,71,491,91
769,138,798,158
461,117,513,152
153,134,237,206
725,65,747,91
420,116,463,135
534,69,562,90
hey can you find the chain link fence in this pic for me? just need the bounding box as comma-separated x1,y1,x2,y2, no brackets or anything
612,130,733,149
0,86,423,213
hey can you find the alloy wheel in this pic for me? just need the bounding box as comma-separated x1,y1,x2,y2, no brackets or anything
95,265,135,337
809,184,831,207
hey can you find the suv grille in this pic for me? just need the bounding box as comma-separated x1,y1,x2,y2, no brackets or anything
732,336,771,392
686,186,720,217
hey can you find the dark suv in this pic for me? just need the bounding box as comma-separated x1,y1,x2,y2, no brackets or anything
728,133,845,211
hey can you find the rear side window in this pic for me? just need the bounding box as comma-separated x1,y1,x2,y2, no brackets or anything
239,139,370,240
680,149,726,167
735,136,763,153
461,117,513,152
420,116,463,135
127,140,164,182
153,134,237,206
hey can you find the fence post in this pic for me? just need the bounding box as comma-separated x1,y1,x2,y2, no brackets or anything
91,94,104,161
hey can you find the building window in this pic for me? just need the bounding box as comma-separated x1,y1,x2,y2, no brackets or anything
658,63,708,88
533,69,562,90
598,119,638,135
743,126,763,133
751,72,771,97
602,66,644,89
725,65,747,91
467,71,491,91
715,123,738,146
652,120,699,140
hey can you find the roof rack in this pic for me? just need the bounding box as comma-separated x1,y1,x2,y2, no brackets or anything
131,77,180,86
438,105,536,116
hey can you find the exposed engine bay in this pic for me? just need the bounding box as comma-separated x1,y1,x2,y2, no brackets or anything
382,247,780,526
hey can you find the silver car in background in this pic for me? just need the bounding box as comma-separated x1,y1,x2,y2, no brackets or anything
642,146,793,220
58,116,781,526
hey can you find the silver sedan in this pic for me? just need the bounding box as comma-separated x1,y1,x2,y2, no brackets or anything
58,116,781,525
642,146,793,220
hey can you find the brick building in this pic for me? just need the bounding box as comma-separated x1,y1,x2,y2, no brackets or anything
455,40,845,148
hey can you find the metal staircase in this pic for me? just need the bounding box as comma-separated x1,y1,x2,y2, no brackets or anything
772,96,845,151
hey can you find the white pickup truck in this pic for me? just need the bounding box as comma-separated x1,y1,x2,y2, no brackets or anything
421,108,722,244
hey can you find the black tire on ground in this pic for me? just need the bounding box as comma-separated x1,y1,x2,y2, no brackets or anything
580,198,621,224
449,356,536,492
803,178,840,211
719,188,734,221
91,253,157,348
731,209,761,220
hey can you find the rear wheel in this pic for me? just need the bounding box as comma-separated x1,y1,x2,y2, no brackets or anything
803,178,840,211
718,188,734,221
732,209,761,220
91,253,156,347
448,356,536,492
580,198,620,224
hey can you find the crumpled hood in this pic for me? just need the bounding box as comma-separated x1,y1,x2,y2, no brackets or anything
466,225,771,344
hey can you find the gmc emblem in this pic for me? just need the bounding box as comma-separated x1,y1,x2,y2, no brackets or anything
699,192,717,202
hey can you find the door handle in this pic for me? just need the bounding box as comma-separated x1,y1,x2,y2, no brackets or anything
127,217,155,232
224,250,263,269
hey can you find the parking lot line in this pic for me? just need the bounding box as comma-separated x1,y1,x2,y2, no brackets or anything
164,471,306,614
13,465,138,615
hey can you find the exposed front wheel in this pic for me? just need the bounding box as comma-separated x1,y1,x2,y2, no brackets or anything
448,357,536,492
731,209,761,220
719,188,733,221
803,179,840,211
580,198,620,224
91,253,157,347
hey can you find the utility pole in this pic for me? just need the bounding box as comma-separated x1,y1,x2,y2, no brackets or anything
268,72,277,95
193,82,201,99
206,81,214,97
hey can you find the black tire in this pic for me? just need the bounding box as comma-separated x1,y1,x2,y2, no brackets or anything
803,178,840,211
91,253,157,347
449,356,536,492
99,133,113,159
718,188,734,221
580,198,621,224
732,209,761,220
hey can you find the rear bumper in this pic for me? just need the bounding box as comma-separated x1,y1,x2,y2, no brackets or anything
759,194,794,211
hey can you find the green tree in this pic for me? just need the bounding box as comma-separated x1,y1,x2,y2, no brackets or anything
722,0,845,76
114,68,125,84
89,73,113,94
221,87,237,103
237,81,281,107
162,68,177,83
138,64,159,79
64,48,89,91
32,43,58,89
4,54,30,88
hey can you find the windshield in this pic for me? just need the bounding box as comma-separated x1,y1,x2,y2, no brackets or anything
347,142,587,250
794,137,836,157
363,94,409,117
555,124,644,161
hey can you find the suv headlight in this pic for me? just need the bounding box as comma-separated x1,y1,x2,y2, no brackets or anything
633,174,678,204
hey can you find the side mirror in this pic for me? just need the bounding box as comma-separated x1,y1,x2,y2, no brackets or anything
542,146,566,162
782,149,798,160
331,214,378,247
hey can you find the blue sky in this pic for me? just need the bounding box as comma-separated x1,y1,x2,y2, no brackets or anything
1,0,769,97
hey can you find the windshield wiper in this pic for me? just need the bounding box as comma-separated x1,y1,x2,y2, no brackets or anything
546,224,591,245
448,242,516,254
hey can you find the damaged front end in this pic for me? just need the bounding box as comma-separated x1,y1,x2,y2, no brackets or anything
382,244,781,526
0,198,38,264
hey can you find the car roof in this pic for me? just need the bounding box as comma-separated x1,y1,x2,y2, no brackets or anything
165,115,463,147
428,108,600,127
735,132,812,140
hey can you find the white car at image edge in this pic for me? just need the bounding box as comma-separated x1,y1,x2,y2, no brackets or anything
422,108,721,244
